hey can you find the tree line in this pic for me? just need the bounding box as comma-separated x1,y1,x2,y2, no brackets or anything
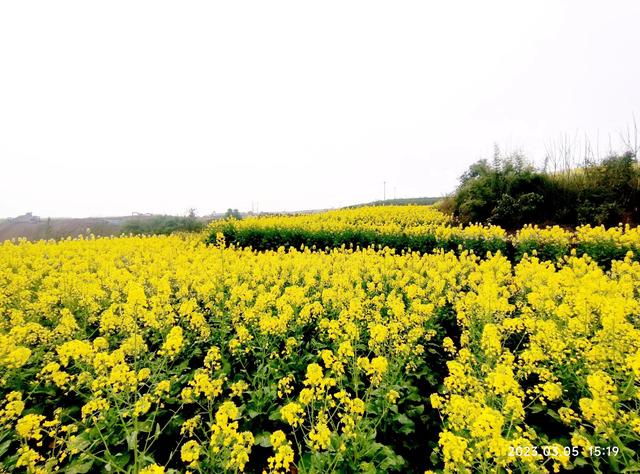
447,147,639,229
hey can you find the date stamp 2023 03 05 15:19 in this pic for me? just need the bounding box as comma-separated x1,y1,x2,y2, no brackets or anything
509,445,620,458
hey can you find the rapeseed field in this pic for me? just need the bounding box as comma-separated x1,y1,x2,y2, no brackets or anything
1,207,639,473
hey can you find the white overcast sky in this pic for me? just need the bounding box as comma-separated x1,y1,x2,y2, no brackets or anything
1,1,639,218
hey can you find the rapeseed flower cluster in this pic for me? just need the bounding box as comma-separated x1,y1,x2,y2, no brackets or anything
433,252,640,472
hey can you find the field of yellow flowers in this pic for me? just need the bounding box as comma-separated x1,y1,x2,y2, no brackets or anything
208,206,640,266
1,206,640,473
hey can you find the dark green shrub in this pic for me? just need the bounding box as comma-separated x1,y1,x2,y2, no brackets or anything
454,153,554,228
454,150,638,228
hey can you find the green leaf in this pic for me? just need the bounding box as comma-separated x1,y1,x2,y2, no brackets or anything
359,461,377,474
379,451,406,470
394,413,414,426
393,413,415,435
126,430,138,450
573,457,588,467
547,407,559,417
138,420,153,433
0,439,12,459
405,391,422,402
406,404,424,417
529,403,546,414
268,408,281,421
68,433,91,452
222,358,232,375
255,432,272,448
66,458,94,474
113,452,131,469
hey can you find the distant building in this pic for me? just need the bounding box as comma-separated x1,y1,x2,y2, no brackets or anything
10,212,41,223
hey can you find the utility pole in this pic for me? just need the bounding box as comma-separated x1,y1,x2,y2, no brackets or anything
394,187,396,200
383,181,386,201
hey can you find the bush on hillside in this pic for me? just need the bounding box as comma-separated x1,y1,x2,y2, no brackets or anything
453,150,639,228
454,152,555,228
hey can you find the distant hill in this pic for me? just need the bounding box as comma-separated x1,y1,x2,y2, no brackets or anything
346,197,440,208
0,214,214,242
1,216,118,242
